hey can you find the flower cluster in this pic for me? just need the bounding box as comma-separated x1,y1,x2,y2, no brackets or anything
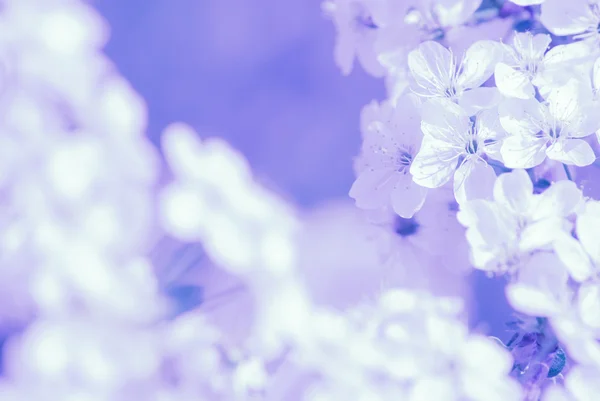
326,0,600,399
5,0,600,400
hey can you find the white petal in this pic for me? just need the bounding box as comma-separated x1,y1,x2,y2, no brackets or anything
410,136,458,188
575,102,600,137
495,63,535,99
543,386,571,401
554,232,594,283
390,174,428,218
434,0,483,27
500,135,548,169
511,252,569,316
532,180,583,220
160,184,205,240
493,169,533,213
519,217,570,251
453,159,495,204
512,32,551,61
476,107,507,160
498,98,546,137
506,283,561,317
349,168,397,209
540,0,596,36
543,41,595,68
593,57,600,93
408,41,454,97
577,201,600,264
545,80,584,126
162,123,207,182
457,40,503,90
578,282,600,329
421,98,471,143
546,139,596,167
459,87,503,115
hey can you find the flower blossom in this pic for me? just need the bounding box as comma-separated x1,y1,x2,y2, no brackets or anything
410,98,505,204
349,94,427,218
494,32,590,99
541,0,600,46
499,81,600,169
407,40,503,114
274,289,522,401
457,169,582,274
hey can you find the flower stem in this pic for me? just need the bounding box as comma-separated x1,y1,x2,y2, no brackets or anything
562,164,573,182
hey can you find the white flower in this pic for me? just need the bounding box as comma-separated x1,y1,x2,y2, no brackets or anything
549,285,600,366
322,0,386,76
349,95,427,218
499,81,600,168
554,200,600,282
407,40,503,114
457,169,582,273
410,98,504,204
160,123,297,275
366,188,471,294
494,32,589,99
403,0,483,39
543,366,600,401
285,289,521,401
505,252,571,317
541,0,600,45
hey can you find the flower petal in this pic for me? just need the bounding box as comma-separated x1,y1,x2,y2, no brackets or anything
349,168,397,209
576,201,600,265
495,63,535,99
508,252,569,317
390,174,428,218
421,98,471,143
500,135,547,169
457,40,503,90
554,232,594,283
506,283,561,317
434,0,483,27
410,136,458,188
532,179,583,220
540,0,596,36
519,217,570,251
546,139,595,167
578,282,600,329
459,87,502,116
453,159,495,205
408,41,454,97
492,169,533,213
498,98,546,137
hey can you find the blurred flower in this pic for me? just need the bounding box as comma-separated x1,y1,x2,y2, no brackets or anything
349,94,427,218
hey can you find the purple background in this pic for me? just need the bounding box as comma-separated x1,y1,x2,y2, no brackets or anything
95,0,513,338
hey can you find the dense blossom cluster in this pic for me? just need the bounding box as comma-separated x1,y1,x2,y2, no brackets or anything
3,0,600,400
326,0,600,399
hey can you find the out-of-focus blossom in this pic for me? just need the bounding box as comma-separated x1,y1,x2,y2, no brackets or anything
160,122,297,276
541,0,600,46
553,200,600,282
272,289,522,401
349,94,427,218
366,187,471,293
544,365,600,401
